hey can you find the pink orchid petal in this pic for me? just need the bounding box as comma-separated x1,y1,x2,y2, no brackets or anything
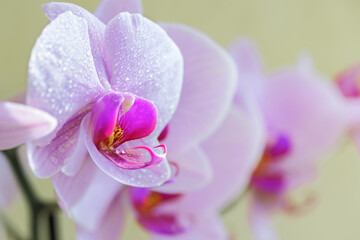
27,11,105,146
0,152,18,208
159,23,237,153
154,147,213,194
52,157,97,213
60,135,88,176
249,197,277,240
199,105,265,211
152,213,227,240
94,0,143,24
76,191,125,240
42,2,110,89
82,114,171,187
27,106,91,178
228,38,265,105
261,68,347,168
70,167,122,231
105,13,183,137
0,102,57,150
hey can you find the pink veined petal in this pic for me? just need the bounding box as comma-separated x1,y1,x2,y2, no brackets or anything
0,152,18,208
42,2,110,89
82,114,171,187
261,68,347,168
105,13,183,137
70,167,122,231
0,102,57,150
94,0,143,24
159,23,237,153
27,105,91,178
228,38,265,106
60,134,88,176
154,146,213,194
76,191,125,240
27,11,105,146
151,213,228,240
52,156,97,214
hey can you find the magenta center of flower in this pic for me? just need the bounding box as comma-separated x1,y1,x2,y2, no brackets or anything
89,92,166,170
250,133,291,194
130,188,191,235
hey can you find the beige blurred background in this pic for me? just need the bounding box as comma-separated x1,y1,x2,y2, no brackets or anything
1,0,360,239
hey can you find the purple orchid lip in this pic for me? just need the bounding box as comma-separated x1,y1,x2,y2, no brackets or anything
130,187,192,235
250,133,291,194
89,92,166,170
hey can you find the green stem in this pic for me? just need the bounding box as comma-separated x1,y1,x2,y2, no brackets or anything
3,148,60,240
3,148,39,206
48,211,58,240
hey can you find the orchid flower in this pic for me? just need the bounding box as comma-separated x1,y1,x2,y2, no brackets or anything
42,0,263,239
335,63,360,150
229,39,352,240
27,2,184,189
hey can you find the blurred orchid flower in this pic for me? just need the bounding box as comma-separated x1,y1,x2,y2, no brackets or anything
0,101,57,150
335,63,360,150
230,39,351,240
27,2,184,188
47,1,263,239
